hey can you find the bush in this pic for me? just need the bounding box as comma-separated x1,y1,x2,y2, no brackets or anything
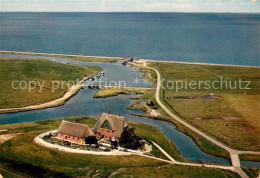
85,136,98,144
119,126,144,150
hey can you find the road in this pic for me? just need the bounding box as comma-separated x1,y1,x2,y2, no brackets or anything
0,133,22,144
133,60,260,178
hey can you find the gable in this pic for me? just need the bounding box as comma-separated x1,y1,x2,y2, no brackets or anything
93,113,129,138
100,120,112,130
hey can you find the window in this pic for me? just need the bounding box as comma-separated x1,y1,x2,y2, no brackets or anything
100,120,112,130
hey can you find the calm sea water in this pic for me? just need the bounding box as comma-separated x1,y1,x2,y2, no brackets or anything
0,12,259,66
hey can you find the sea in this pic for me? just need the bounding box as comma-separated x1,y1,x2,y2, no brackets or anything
0,12,259,66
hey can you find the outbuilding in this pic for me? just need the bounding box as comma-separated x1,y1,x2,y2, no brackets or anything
57,120,94,144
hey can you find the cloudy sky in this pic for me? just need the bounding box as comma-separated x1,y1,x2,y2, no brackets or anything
0,0,259,13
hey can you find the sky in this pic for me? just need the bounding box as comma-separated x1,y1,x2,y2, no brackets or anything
0,0,259,13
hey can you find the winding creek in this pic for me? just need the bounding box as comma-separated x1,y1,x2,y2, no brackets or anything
0,54,259,168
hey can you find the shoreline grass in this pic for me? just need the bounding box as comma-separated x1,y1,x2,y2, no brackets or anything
93,87,151,98
240,155,260,162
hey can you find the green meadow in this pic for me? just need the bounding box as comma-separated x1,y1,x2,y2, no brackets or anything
148,62,260,153
0,58,101,109
113,165,239,178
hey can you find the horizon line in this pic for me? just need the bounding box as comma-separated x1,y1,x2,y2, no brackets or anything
0,11,260,14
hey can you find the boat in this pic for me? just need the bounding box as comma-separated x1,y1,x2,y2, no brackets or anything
95,72,101,78
122,61,127,65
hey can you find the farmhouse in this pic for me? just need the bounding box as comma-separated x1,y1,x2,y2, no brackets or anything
57,120,94,144
93,112,129,142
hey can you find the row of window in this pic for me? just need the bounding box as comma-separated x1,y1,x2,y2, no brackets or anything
60,133,80,141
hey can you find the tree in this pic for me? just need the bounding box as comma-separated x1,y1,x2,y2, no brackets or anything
119,126,143,150
85,136,98,144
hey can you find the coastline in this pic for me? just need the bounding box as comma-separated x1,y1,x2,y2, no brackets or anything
0,50,259,68
142,59,260,68
0,50,122,60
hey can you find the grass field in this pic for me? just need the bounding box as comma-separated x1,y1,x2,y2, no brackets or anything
0,51,120,63
148,62,260,152
0,117,237,177
0,58,101,109
113,164,239,178
61,55,120,63
240,155,260,162
94,87,146,98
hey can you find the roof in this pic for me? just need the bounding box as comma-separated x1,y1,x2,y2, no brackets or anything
93,113,128,138
57,120,94,138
